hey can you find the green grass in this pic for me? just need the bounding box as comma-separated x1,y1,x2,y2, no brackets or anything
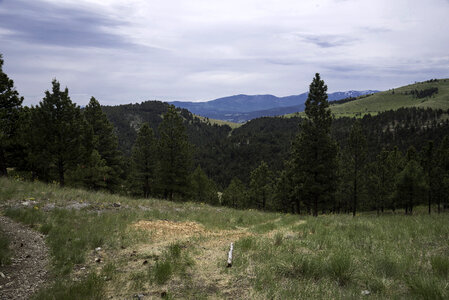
1,177,449,299
150,242,194,285
194,114,243,129
232,214,449,299
287,78,449,119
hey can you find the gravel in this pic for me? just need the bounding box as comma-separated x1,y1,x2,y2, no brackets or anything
0,216,50,299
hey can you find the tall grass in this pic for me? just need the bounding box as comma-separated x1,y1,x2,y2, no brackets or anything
1,178,449,299
233,214,449,299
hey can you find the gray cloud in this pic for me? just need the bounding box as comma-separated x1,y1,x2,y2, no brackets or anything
300,34,359,48
0,0,448,105
0,0,130,48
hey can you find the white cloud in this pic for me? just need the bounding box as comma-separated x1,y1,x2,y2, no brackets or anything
1,0,448,105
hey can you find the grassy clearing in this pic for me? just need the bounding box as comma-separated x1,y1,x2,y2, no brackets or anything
233,214,449,299
286,78,449,119
1,177,448,299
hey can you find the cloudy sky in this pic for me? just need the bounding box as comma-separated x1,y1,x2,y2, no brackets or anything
1,0,448,106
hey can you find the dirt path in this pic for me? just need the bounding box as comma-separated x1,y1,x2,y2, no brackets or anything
0,215,50,300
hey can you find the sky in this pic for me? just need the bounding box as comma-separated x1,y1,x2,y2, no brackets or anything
1,0,448,106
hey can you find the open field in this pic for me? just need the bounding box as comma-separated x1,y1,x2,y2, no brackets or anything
288,79,449,119
1,177,448,299
194,114,243,129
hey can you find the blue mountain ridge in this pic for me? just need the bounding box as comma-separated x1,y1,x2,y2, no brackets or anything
169,90,379,123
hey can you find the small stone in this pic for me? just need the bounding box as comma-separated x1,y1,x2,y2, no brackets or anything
113,202,121,207
80,267,86,270
95,247,102,252
361,290,370,296
0,272,5,278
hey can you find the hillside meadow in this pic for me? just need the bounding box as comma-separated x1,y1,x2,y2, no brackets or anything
288,79,449,119
1,177,448,299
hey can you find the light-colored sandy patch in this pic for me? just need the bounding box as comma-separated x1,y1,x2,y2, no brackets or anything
131,220,206,241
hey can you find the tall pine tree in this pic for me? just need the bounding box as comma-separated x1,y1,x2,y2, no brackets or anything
158,106,192,200
131,123,157,198
30,79,85,185
84,97,123,191
349,120,367,216
0,54,23,177
291,73,338,216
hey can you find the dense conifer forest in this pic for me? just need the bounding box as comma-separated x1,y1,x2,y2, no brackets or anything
1,54,449,216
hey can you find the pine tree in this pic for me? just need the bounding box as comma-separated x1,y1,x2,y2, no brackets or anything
222,177,248,208
394,149,426,215
84,97,123,191
158,106,192,200
131,123,157,198
349,120,367,216
249,161,273,210
291,73,338,216
0,54,24,177
436,136,449,212
421,141,436,214
190,165,219,205
30,79,85,185
386,147,404,212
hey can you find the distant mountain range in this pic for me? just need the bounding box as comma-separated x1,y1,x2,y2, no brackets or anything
169,90,380,122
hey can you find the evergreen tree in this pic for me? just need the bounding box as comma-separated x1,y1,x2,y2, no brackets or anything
131,123,157,198
84,97,123,191
394,150,426,215
349,120,367,216
274,165,296,213
158,106,192,200
0,54,23,177
436,136,449,212
249,161,273,210
190,165,219,205
291,73,338,216
67,150,111,190
30,80,85,185
222,177,248,208
421,141,436,214
386,147,404,212
374,149,390,214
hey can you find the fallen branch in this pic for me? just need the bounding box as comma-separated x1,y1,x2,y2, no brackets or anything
227,242,234,267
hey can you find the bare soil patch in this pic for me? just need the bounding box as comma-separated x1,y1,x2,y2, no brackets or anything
0,215,49,300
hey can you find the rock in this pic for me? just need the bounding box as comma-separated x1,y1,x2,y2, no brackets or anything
113,203,121,208
361,290,370,296
95,247,102,252
0,272,5,278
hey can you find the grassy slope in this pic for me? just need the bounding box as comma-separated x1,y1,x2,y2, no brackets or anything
1,178,448,299
194,114,243,129
288,79,449,118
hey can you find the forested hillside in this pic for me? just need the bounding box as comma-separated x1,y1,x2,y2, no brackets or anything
1,53,449,216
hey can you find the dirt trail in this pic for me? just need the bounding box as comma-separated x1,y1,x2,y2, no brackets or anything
0,215,50,300
117,218,305,298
